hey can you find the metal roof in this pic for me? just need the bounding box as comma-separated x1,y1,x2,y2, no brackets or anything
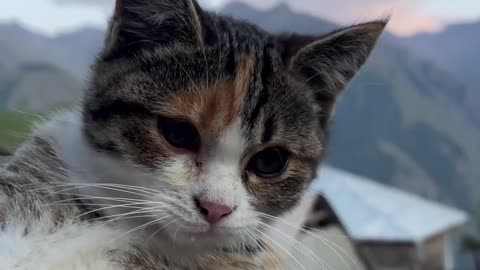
310,166,469,243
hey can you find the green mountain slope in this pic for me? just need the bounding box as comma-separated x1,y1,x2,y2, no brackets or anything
223,3,480,211
0,109,39,153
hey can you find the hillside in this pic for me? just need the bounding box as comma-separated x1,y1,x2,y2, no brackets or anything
0,63,83,112
222,3,480,211
402,20,480,86
0,23,104,78
402,21,480,126
0,109,38,153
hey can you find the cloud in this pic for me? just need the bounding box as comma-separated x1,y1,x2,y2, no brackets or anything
53,0,221,8
53,0,445,36
54,0,112,5
53,0,113,12
223,0,444,36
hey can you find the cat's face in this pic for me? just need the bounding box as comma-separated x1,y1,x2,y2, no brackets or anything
82,0,385,252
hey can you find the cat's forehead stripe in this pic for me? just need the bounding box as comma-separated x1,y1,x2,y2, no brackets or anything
161,56,254,136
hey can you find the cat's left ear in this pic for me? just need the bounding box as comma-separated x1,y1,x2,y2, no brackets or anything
104,0,207,57
278,20,387,125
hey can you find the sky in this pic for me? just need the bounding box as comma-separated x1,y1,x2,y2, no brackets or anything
0,0,478,37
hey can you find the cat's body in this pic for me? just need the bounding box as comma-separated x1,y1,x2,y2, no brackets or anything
0,0,386,269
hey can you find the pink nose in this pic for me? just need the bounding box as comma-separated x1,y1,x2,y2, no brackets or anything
195,199,234,224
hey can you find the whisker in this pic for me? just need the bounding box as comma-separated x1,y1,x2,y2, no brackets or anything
48,203,146,209
146,219,176,243
114,215,171,242
98,208,165,226
73,203,162,221
244,230,282,270
30,183,158,197
258,222,330,270
254,227,307,270
95,214,158,224
258,212,360,270
173,224,182,242
98,206,168,227
48,195,151,204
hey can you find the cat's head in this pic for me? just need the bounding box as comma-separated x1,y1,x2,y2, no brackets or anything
82,0,385,252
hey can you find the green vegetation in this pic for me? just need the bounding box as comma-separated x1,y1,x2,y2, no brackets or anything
0,110,40,153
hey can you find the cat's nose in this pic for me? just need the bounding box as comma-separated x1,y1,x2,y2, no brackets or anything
194,198,234,224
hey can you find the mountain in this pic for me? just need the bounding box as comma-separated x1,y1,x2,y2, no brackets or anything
2,63,83,112
222,3,336,35
0,23,54,71
402,21,480,125
49,27,105,78
402,20,480,86
222,2,480,211
0,22,104,78
0,23,100,111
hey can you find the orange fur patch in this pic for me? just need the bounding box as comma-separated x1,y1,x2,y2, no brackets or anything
158,56,254,137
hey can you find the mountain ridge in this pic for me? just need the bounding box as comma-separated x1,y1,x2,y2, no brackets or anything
0,22,104,78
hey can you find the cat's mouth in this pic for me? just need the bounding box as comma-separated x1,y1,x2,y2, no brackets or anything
159,218,257,250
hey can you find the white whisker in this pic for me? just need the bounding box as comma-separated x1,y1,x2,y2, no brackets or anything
258,212,360,270
254,227,307,270
258,222,330,270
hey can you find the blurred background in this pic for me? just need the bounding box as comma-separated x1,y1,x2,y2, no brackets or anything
0,0,479,269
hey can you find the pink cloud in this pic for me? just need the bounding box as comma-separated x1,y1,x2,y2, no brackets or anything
224,0,444,36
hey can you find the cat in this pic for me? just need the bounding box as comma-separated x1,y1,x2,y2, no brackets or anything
0,0,386,269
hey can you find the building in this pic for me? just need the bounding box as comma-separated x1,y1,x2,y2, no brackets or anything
305,166,469,270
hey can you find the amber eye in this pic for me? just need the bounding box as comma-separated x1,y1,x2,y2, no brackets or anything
247,147,290,179
158,117,200,152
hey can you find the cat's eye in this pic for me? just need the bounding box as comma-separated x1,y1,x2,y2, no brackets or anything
247,147,290,179
158,117,200,152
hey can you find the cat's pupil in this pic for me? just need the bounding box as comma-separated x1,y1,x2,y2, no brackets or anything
248,147,289,178
158,117,200,152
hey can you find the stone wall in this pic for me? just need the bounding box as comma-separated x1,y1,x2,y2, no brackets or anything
356,234,448,270
422,233,447,270
357,241,420,270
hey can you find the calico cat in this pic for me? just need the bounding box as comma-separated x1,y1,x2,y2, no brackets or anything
0,0,386,269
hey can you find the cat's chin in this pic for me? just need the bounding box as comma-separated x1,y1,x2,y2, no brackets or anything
159,222,254,253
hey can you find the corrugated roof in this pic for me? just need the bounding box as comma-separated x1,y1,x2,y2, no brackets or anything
310,166,468,243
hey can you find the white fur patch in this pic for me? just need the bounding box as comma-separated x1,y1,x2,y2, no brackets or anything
197,121,247,206
0,222,129,270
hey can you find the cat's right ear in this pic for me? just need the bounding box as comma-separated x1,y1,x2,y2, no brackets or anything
103,0,206,57
278,21,387,126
